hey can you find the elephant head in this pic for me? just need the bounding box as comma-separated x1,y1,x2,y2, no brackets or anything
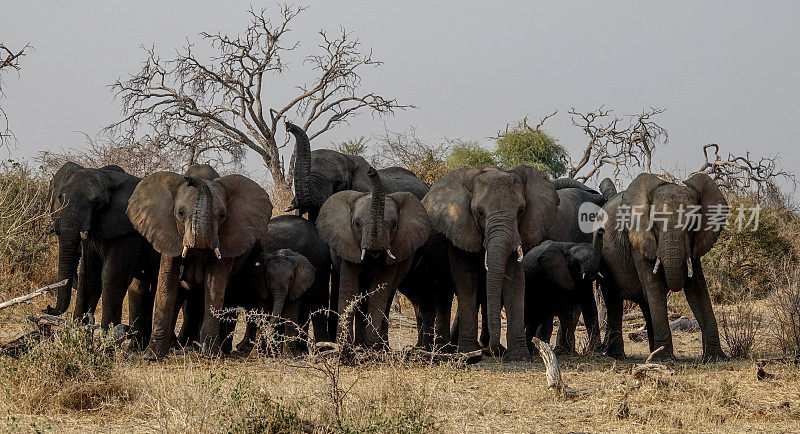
599,177,617,202
253,249,316,325
46,162,139,315
623,173,726,292
317,168,431,264
127,172,272,260
184,163,220,180
423,165,559,352
285,122,372,217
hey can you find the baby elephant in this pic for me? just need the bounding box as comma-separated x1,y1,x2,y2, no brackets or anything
226,248,316,355
522,228,604,354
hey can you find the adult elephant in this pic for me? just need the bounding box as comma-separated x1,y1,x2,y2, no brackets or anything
522,229,603,354
598,172,727,361
127,171,272,359
424,165,559,362
316,168,430,349
546,178,616,243
285,122,429,222
225,214,332,354
46,162,159,346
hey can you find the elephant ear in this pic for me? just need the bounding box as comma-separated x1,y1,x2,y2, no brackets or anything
290,253,316,301
509,165,560,251
127,171,185,257
387,192,432,264
684,173,728,258
215,175,273,258
623,173,667,260
423,167,488,252
540,245,575,291
316,190,364,263
95,170,139,241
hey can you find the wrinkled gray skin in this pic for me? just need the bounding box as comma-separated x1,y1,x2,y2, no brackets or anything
598,173,728,362
547,178,616,244
286,122,429,221
424,166,559,362
316,168,431,350
522,229,603,354
222,215,332,355
47,162,159,347
127,169,272,360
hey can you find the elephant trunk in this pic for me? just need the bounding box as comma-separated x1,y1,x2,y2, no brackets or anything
185,177,217,252
49,231,81,315
484,215,519,353
658,231,687,292
588,228,605,275
270,290,288,327
366,168,386,251
287,122,314,212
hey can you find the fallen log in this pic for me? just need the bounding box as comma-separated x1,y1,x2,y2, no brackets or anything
628,316,700,342
0,280,69,311
531,337,591,399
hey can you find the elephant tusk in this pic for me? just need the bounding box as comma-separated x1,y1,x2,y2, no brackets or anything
361,248,366,261
182,245,189,258
80,231,88,240
386,249,397,260
214,247,222,260
484,251,489,271
686,257,693,278
597,272,604,279
516,245,524,263
582,272,586,280
652,258,661,274
254,262,261,267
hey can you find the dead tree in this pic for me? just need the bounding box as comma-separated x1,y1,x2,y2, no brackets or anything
0,43,30,146
692,143,796,198
566,107,668,182
109,5,409,187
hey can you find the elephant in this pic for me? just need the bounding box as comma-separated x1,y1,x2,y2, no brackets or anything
547,178,616,243
224,248,317,355
223,214,332,354
597,172,728,361
423,165,559,362
126,171,272,359
522,228,604,354
46,162,159,346
316,168,431,350
285,121,429,222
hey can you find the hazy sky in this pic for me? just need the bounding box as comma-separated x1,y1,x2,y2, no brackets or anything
2,1,799,189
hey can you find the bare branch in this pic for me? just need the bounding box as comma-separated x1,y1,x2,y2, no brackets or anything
692,143,796,198
0,42,30,146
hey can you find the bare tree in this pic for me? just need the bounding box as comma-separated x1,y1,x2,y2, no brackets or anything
566,107,668,182
109,5,409,188
692,143,796,197
0,43,30,146
379,128,452,185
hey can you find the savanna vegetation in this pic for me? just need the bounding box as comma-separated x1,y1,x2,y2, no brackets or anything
2,7,800,433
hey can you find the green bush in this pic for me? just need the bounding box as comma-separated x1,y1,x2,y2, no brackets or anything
494,122,567,177
703,193,799,302
446,140,495,169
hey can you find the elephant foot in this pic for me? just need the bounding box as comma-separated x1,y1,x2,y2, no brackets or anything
234,341,255,356
482,343,506,358
502,346,532,363
604,346,626,360
647,347,675,363
435,342,458,354
143,345,167,362
701,348,728,363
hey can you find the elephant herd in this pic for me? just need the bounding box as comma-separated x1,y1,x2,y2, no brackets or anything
45,122,730,363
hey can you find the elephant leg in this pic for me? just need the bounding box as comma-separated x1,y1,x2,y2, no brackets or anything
336,261,359,347
502,262,531,362
310,278,331,343
100,253,135,330
578,283,602,352
328,263,340,341
219,312,237,355
199,258,234,355
684,261,727,361
536,317,554,343
128,278,154,350
634,256,674,361
281,301,306,355
449,248,480,354
433,289,453,351
236,321,258,354
554,308,577,355
637,297,655,352
144,256,181,360
601,280,626,360
418,299,436,350
178,290,203,346
74,251,101,324
449,310,460,347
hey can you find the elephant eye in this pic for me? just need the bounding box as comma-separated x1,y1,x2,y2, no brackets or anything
518,206,525,217
177,209,186,219
476,208,485,218
354,220,361,229
219,211,226,220
391,220,398,230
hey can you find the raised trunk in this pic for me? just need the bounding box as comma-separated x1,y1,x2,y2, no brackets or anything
49,232,80,315
367,168,386,250
287,122,315,211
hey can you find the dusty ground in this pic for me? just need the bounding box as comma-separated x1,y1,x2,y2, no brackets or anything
0,293,798,433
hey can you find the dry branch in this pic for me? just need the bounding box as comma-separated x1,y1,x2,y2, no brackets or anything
0,279,69,311
692,143,796,196
631,346,675,381
531,337,590,399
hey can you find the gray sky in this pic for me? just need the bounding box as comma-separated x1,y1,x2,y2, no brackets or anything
2,1,799,189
